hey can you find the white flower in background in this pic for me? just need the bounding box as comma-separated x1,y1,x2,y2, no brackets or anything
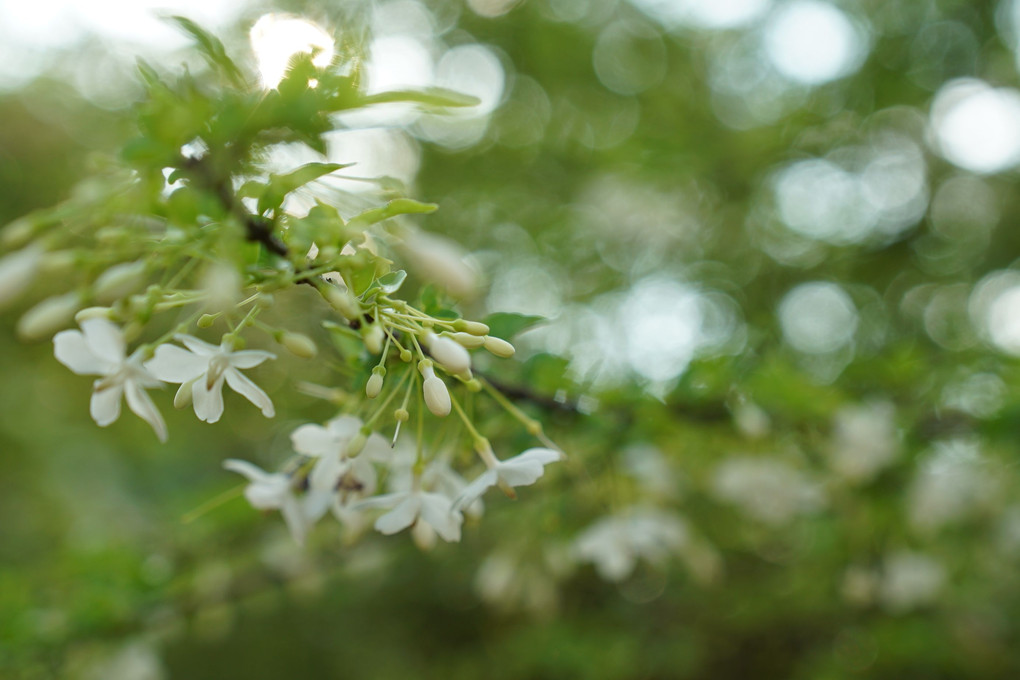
711,456,824,525
829,401,899,482
879,551,946,613
145,335,276,424
354,474,463,543
223,459,309,545
454,446,561,510
841,565,879,607
573,509,688,582
53,319,167,441
907,438,998,533
622,444,678,499
291,415,392,521
475,551,559,616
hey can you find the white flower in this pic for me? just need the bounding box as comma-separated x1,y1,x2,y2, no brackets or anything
354,475,463,542
711,456,824,525
223,459,309,545
573,509,689,582
145,334,275,424
454,447,560,511
53,319,167,441
907,438,998,533
879,551,946,613
424,331,471,374
291,415,391,521
829,401,898,482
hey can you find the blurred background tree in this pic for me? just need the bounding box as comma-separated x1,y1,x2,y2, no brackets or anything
4,0,1020,678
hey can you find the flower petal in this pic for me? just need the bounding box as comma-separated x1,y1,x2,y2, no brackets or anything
419,492,462,542
192,374,225,423
361,432,393,463
225,369,275,417
497,461,547,488
228,349,275,369
81,318,126,364
54,329,109,375
279,494,309,545
452,469,498,512
353,492,403,511
176,334,220,356
90,382,123,426
326,415,362,440
290,423,336,458
223,458,272,483
375,496,420,535
145,344,209,383
124,379,167,441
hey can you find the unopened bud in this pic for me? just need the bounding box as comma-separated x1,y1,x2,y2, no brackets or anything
465,379,481,392
454,319,489,336
281,331,318,358
449,332,485,349
483,335,515,358
424,331,471,374
394,408,409,421
74,306,113,323
39,250,75,276
366,371,384,398
420,363,451,417
0,244,42,309
197,313,217,328
325,286,359,319
362,323,383,354
399,349,412,362
18,293,80,340
345,432,368,458
93,261,146,304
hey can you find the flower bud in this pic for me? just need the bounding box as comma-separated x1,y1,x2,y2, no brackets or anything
0,244,42,309
17,293,80,340
424,331,471,375
401,230,479,299
325,286,360,320
449,332,485,349
362,323,383,354
281,331,318,358
483,335,515,358
399,349,412,362
454,319,489,336
345,432,368,458
366,371,384,399
394,408,409,421
74,306,113,323
420,363,451,417
39,251,76,276
197,313,217,328
94,261,146,304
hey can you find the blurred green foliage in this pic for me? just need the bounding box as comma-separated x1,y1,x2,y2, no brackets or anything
4,0,1020,679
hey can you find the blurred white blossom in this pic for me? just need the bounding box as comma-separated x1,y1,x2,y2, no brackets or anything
879,551,946,613
573,509,688,581
829,401,899,482
711,456,823,525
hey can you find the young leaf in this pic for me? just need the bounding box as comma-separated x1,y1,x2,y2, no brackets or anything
360,88,482,109
365,270,407,296
166,15,245,88
483,312,546,339
258,162,350,215
346,199,439,230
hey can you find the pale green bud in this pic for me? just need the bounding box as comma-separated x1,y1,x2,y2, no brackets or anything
483,335,516,358
17,293,80,340
366,371,384,398
325,286,359,319
281,331,318,358
449,332,485,349
0,244,42,309
74,306,113,323
362,323,384,354
94,261,147,304
454,319,489,336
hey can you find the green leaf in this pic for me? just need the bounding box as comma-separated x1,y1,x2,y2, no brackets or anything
346,198,439,230
257,162,349,215
361,88,481,108
365,269,407,296
166,16,245,88
483,312,546,340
